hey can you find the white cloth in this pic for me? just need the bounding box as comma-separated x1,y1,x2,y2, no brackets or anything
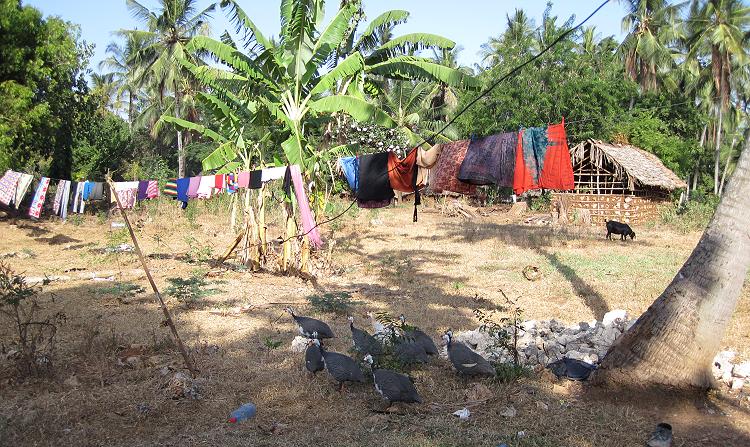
196,175,214,199
261,166,287,182
14,173,33,207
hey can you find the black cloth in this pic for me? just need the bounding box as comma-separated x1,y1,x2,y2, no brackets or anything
249,170,262,189
282,166,292,198
457,132,518,186
356,153,394,202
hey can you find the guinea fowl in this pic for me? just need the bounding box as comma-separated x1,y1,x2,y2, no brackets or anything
393,329,430,365
399,314,439,356
348,316,383,356
320,346,365,391
364,354,421,404
444,330,496,377
305,337,324,375
285,307,334,339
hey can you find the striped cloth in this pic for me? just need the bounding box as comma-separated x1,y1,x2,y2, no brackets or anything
163,178,178,197
146,180,159,198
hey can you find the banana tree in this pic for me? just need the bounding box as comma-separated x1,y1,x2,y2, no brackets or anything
161,0,477,180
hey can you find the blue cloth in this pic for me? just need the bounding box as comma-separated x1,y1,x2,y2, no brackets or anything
176,177,190,205
340,156,359,192
82,181,94,201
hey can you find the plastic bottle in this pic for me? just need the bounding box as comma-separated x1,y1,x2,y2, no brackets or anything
228,403,256,423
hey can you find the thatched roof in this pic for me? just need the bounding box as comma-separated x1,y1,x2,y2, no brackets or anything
570,140,688,191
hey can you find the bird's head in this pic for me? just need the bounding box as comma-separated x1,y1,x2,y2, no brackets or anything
311,331,319,339
399,314,406,325
363,354,374,365
442,330,453,345
347,315,354,324
284,306,295,316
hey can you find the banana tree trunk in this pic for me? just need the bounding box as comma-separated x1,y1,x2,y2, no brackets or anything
593,135,750,389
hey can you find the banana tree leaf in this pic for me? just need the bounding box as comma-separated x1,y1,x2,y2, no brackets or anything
311,95,398,128
367,33,455,63
187,36,277,90
353,10,410,52
367,57,480,89
202,141,238,171
220,0,275,53
281,134,306,167
160,115,227,143
216,161,243,174
309,52,365,97
303,3,357,84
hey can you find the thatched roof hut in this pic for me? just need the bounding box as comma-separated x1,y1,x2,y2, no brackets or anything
551,140,686,225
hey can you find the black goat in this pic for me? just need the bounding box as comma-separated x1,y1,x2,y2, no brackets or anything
605,220,636,241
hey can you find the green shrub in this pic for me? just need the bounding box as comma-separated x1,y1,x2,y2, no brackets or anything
165,271,220,307
660,195,718,233
493,363,532,384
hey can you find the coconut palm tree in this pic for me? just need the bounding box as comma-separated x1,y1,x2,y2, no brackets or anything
99,31,151,125
619,0,686,92
90,72,120,113
429,46,473,123
594,132,750,389
479,9,535,68
686,0,750,193
120,0,216,177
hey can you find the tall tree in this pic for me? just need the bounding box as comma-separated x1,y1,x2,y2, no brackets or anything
479,9,535,68
121,0,215,177
595,133,750,388
99,31,151,124
687,0,750,194
619,0,684,92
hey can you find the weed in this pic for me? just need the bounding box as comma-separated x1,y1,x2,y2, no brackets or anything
0,263,65,378
263,336,283,354
306,291,359,315
106,228,130,247
96,211,108,225
184,236,213,264
473,290,524,365
529,191,552,212
660,196,718,233
165,271,220,307
184,202,199,228
21,248,36,258
96,282,145,301
69,214,83,226
452,281,465,291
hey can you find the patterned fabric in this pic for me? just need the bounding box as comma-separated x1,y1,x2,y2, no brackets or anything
52,180,65,215
225,173,238,193
72,181,86,213
163,179,178,197
458,132,518,186
58,180,71,219
14,173,33,207
146,180,159,199
429,140,477,195
111,181,138,209
0,170,21,206
513,119,574,195
28,177,50,218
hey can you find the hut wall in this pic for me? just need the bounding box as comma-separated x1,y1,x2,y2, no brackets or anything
549,192,671,225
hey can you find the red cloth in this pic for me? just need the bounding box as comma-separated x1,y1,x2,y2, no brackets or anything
429,140,477,195
214,174,224,189
513,119,574,195
538,121,574,191
387,149,418,192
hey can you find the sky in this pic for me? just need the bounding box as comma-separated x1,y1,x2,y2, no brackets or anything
25,0,628,71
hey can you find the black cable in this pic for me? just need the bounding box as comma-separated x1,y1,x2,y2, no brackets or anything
422,0,612,147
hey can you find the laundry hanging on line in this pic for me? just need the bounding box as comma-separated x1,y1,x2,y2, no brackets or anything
28,177,51,219
513,119,574,195
457,132,518,187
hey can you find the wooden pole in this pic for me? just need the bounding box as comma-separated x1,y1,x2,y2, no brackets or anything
217,228,246,265
106,179,198,377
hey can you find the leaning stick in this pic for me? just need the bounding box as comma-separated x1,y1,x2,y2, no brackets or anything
106,179,198,377
217,227,246,265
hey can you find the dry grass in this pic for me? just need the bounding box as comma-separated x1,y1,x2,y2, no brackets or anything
0,198,749,447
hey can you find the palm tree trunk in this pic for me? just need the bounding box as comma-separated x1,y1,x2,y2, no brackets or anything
128,89,135,128
719,136,738,196
175,85,185,178
593,135,750,389
714,103,723,195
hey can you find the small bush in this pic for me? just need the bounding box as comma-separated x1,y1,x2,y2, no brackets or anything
474,291,525,365
184,236,213,264
0,263,65,378
306,291,359,315
165,271,220,307
660,195,719,233
96,282,145,301
529,191,552,212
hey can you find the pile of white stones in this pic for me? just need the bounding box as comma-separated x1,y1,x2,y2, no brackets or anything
454,309,634,367
712,351,750,391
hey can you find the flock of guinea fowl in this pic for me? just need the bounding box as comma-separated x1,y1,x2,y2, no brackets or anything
284,307,497,405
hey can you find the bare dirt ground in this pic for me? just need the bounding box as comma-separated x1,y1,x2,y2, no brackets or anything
1,198,749,447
